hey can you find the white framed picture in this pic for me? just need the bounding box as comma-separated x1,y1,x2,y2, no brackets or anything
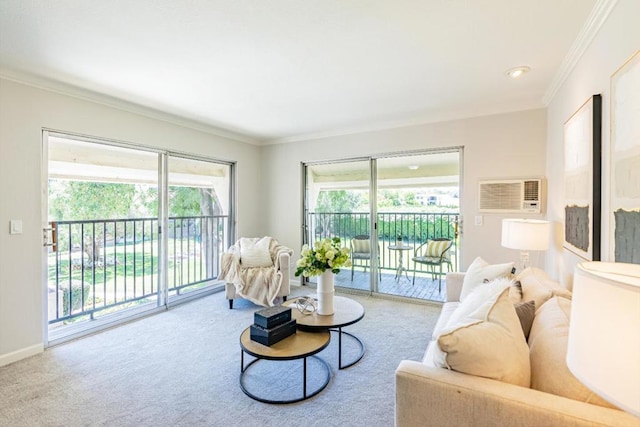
563,94,602,261
610,50,640,264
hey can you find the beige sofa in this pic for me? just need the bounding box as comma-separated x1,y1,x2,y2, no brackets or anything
395,268,640,427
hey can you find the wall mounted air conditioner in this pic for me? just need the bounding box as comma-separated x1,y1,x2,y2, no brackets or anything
478,178,544,213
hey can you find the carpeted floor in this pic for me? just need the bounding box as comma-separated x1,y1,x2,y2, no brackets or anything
0,286,441,427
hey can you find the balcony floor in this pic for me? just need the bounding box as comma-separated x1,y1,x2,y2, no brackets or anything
328,268,447,303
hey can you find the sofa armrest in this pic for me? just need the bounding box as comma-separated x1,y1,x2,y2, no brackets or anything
445,272,464,302
395,361,638,427
278,252,291,296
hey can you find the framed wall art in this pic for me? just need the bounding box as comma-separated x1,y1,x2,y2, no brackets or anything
563,94,602,261
611,50,640,264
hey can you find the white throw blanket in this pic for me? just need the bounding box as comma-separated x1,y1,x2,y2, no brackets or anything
218,237,293,307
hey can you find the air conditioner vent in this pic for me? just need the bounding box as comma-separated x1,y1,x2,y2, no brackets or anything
478,178,544,213
523,180,540,201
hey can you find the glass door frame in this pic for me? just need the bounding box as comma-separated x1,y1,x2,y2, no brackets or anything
300,146,463,297
42,129,236,345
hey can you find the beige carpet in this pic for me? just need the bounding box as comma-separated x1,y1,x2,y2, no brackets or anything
0,287,441,427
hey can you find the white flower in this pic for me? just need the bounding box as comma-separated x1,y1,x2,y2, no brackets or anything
294,237,351,277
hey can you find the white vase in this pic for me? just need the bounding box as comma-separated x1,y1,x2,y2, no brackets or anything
317,270,335,315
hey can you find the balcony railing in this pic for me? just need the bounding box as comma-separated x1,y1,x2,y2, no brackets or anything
307,211,459,273
48,211,456,325
48,215,228,325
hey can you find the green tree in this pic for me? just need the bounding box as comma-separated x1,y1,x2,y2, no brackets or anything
48,180,137,220
168,187,201,216
316,190,363,213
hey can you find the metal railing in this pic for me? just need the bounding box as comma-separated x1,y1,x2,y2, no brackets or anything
307,211,459,273
48,215,228,325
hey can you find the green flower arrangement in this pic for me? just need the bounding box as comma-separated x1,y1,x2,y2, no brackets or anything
295,237,351,277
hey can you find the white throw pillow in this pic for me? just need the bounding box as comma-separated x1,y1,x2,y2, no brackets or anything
433,287,531,387
240,237,273,268
460,256,514,302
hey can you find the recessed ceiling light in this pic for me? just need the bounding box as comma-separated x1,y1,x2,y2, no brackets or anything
505,66,531,79
408,165,419,170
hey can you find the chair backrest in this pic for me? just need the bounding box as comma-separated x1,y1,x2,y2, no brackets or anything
351,235,371,254
424,239,453,259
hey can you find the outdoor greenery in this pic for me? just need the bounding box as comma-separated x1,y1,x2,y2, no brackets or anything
314,188,459,214
312,188,459,243
47,180,226,324
48,180,222,221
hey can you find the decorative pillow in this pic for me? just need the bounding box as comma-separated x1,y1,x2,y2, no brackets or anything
460,257,514,302
516,267,572,309
352,239,370,253
425,240,450,258
483,277,522,304
240,237,273,268
433,287,531,387
509,280,523,304
528,297,616,409
514,300,535,340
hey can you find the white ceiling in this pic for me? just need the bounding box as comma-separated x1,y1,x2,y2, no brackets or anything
0,0,599,144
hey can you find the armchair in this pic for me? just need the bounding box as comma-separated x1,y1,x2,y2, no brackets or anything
411,238,453,292
218,236,293,309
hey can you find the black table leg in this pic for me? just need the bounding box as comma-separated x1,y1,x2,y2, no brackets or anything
330,328,366,370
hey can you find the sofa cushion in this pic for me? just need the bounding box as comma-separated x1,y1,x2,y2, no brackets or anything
460,257,514,302
433,287,531,387
528,297,616,409
516,267,572,310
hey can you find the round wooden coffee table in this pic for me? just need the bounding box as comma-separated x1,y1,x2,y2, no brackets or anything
239,327,331,404
285,295,365,369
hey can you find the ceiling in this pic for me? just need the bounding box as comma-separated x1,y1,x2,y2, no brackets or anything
0,0,598,144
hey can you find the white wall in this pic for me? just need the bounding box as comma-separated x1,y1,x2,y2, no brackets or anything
0,78,263,364
261,108,547,272
545,0,640,288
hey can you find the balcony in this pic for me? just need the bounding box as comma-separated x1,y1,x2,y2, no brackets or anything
306,211,459,302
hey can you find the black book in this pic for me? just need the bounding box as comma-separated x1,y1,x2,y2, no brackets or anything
254,305,292,329
250,319,297,346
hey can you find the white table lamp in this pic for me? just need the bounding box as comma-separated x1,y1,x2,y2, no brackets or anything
568,262,640,417
501,219,550,270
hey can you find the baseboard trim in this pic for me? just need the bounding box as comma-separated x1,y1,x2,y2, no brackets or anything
0,343,44,367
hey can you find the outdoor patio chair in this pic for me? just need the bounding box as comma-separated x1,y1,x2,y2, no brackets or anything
411,238,453,292
350,235,382,281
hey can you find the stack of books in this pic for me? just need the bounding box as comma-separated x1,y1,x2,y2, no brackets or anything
250,305,297,346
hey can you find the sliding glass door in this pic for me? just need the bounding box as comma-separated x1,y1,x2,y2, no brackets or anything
375,152,460,301
44,132,234,340
302,148,461,303
303,159,373,291
166,155,231,301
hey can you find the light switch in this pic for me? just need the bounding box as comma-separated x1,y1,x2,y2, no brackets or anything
474,215,483,226
10,220,23,234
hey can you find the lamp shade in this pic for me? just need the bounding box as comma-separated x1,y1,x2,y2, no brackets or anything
567,262,640,417
501,219,550,250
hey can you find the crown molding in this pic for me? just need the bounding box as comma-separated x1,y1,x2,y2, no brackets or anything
0,68,259,145
264,105,543,145
542,0,619,105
